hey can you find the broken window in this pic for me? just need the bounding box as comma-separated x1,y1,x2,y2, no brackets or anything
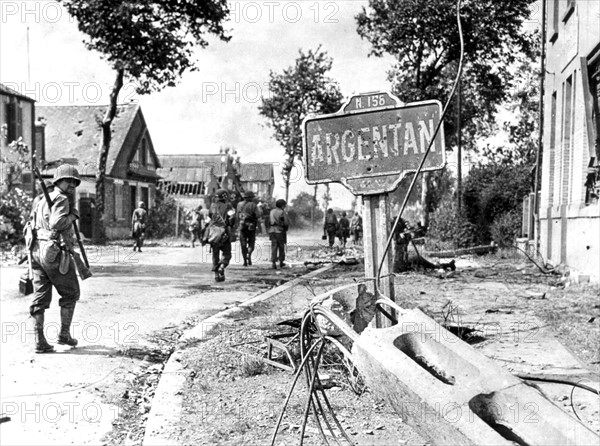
5,100,23,143
585,55,600,205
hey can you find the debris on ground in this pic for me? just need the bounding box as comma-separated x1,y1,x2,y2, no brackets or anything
304,245,363,266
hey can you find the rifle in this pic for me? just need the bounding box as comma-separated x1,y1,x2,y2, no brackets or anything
32,167,92,280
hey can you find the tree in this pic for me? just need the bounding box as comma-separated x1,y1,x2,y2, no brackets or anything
259,47,343,202
357,0,536,148
478,35,541,169
60,0,231,242
356,0,537,224
288,191,324,229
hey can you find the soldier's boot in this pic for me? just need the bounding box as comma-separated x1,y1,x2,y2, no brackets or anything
218,264,226,282
243,253,248,267
32,312,54,354
57,305,78,347
247,250,253,266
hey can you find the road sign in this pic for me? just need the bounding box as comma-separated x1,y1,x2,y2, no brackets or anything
302,93,446,195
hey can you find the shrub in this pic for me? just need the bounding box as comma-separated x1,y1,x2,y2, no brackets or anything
145,190,182,238
0,187,32,247
427,199,477,249
462,162,530,245
490,210,521,247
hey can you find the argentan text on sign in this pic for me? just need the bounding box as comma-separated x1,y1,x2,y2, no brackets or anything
302,100,445,192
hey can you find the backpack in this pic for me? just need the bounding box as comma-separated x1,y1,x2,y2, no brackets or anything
240,202,257,232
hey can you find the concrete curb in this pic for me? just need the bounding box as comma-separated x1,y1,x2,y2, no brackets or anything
142,264,334,446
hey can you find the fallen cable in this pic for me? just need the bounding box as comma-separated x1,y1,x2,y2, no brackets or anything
376,0,465,295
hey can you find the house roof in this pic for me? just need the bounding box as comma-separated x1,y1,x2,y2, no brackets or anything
158,154,229,175
239,163,274,182
36,104,140,175
157,166,213,183
0,83,35,102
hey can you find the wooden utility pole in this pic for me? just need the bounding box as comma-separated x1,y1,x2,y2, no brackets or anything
363,194,395,328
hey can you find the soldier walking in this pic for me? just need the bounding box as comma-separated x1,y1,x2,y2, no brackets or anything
28,164,81,353
131,201,147,252
350,212,363,245
189,206,205,248
338,211,350,248
209,189,235,282
323,208,338,248
269,199,289,269
236,191,260,266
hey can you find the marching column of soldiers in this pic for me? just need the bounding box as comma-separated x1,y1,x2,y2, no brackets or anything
24,163,293,353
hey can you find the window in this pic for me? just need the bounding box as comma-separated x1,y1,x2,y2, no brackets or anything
585,56,600,204
561,75,574,205
5,100,23,143
548,92,558,205
114,183,124,220
140,139,147,167
562,0,575,22
548,0,560,42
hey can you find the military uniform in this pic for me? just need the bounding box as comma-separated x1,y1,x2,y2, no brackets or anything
131,202,147,252
236,191,260,266
338,213,350,248
350,213,363,244
30,164,81,353
209,190,235,282
189,208,204,248
269,199,289,269
323,210,338,248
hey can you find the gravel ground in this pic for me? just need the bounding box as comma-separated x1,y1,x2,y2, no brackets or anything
175,252,599,446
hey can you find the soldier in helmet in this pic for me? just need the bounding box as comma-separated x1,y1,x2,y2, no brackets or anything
236,190,260,266
208,189,235,282
29,164,81,353
268,199,289,269
131,201,147,252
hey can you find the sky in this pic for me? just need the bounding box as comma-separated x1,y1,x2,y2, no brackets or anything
0,0,401,208
0,0,543,207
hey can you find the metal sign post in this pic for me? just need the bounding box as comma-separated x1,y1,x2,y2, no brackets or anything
302,92,445,327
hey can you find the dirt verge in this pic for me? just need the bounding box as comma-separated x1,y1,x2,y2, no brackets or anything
176,255,599,445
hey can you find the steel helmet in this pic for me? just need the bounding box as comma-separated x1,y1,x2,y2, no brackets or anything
52,164,81,186
243,190,255,199
138,201,146,209
215,188,228,200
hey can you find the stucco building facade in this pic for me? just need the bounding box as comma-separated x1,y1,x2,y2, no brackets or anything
539,0,600,282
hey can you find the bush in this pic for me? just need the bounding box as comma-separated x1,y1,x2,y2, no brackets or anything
0,187,32,247
427,199,477,249
490,210,521,247
145,190,182,238
462,162,530,245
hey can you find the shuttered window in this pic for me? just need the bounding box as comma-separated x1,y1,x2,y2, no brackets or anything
114,183,124,220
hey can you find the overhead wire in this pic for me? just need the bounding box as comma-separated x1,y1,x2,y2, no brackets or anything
375,0,466,301
271,1,467,444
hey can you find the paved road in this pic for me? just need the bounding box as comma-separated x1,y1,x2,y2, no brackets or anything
0,237,304,445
